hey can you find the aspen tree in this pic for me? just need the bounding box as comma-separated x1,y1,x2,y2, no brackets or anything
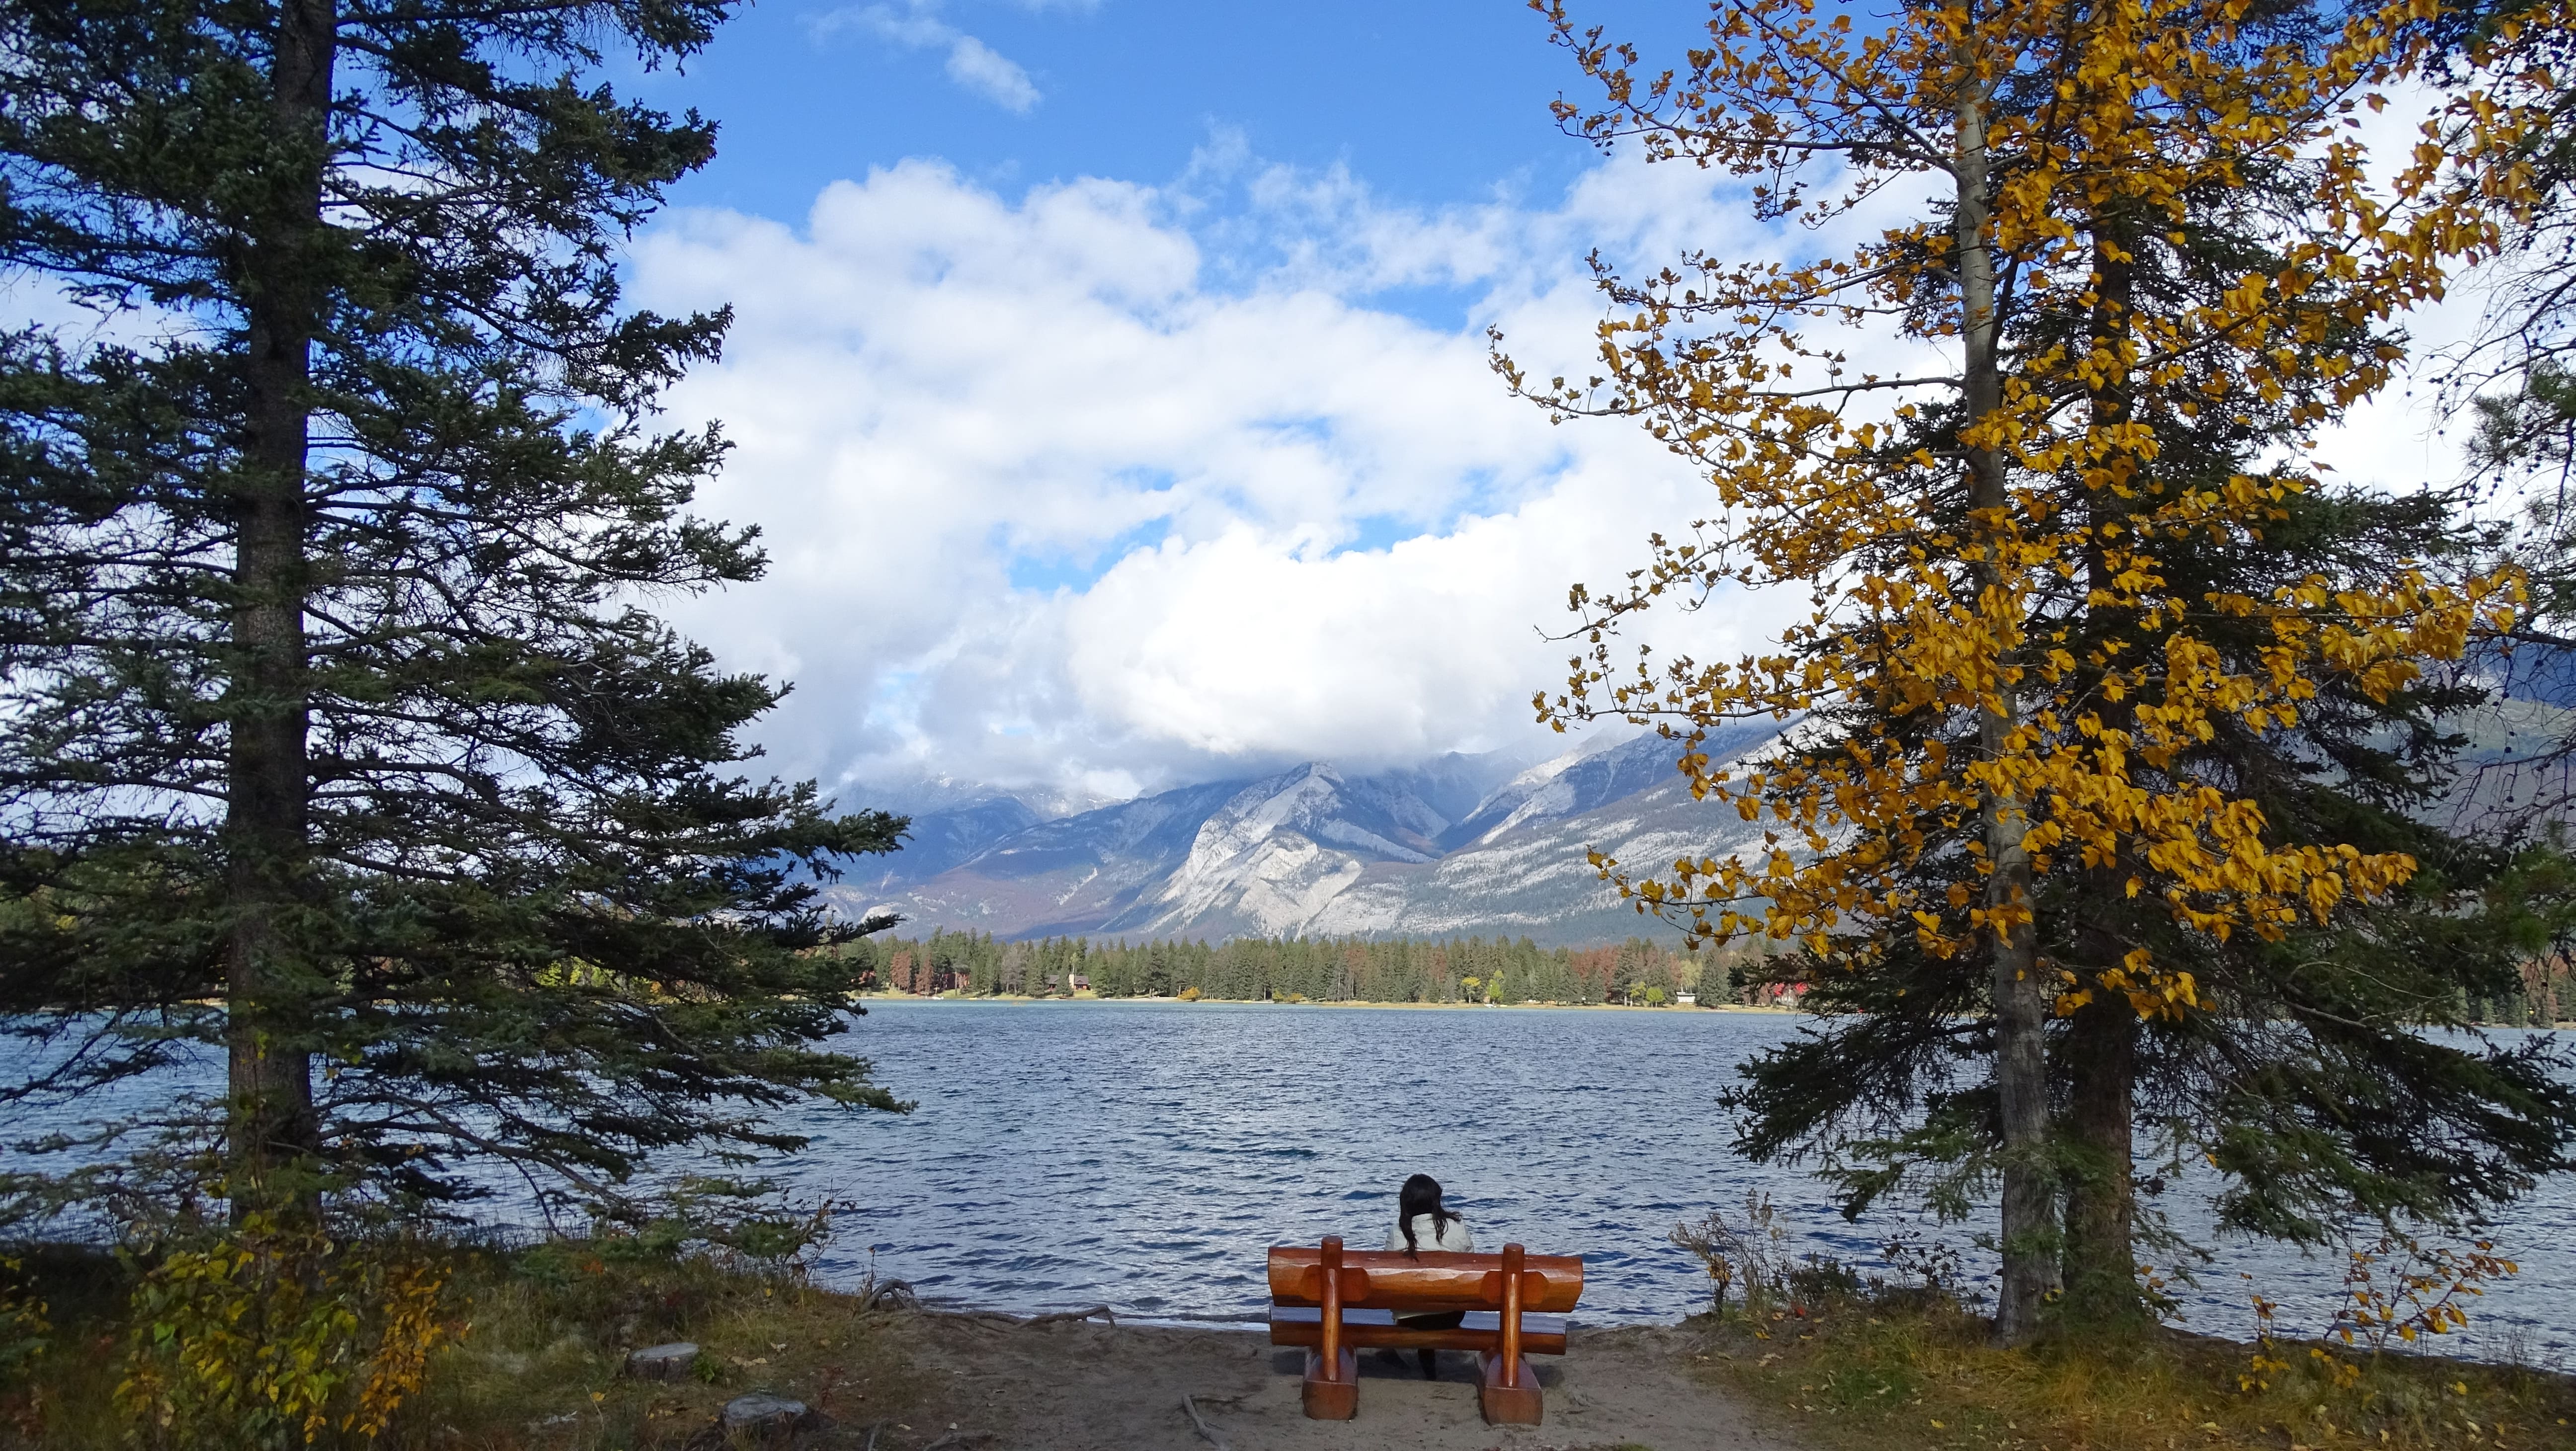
1511,0,2566,1339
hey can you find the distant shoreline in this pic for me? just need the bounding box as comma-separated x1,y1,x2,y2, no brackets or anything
851,994,2576,1030
858,992,1805,1014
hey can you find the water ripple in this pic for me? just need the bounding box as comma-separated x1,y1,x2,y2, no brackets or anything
801,1000,2576,1364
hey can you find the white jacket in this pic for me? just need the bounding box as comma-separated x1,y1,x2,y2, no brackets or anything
1385,1212,1474,1255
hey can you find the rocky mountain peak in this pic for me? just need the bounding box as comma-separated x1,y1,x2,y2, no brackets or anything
830,725,1783,944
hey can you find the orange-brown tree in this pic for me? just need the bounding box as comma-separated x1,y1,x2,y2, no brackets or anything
1511,0,2576,1339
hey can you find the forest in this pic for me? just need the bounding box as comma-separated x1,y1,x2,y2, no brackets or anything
840,931,2576,1023
846,931,1748,1006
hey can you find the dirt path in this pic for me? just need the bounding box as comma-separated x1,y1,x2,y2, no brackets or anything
872,1312,1804,1451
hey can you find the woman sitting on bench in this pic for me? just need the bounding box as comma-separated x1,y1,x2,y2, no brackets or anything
1385,1173,1473,1379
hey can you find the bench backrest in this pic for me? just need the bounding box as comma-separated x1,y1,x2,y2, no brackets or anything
1267,1244,1584,1315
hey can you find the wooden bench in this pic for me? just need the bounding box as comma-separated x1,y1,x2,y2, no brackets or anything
1267,1236,1584,1425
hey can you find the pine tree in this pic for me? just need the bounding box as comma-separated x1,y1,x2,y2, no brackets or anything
1518,0,2576,1336
0,0,906,1226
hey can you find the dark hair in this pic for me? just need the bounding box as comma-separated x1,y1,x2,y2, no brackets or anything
1397,1173,1457,1257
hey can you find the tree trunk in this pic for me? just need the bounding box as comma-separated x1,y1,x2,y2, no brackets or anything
2059,995,2142,1325
226,0,334,1222
2060,210,2148,1329
1954,60,2058,1347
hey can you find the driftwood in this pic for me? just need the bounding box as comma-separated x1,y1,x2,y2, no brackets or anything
1180,1394,1234,1450
1020,1304,1115,1326
960,1303,1114,1329
857,1278,920,1313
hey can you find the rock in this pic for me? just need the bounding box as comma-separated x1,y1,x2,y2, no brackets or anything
624,1342,699,1380
721,1393,825,1441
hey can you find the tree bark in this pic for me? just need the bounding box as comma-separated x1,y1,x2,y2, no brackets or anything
226,0,334,1221
2060,210,2147,1328
1955,58,2058,1347
2059,995,2141,1324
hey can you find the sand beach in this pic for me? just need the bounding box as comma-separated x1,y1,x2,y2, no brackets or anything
869,1311,1797,1451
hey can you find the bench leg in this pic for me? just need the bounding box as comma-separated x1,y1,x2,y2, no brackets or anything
1478,1353,1543,1426
1302,1348,1358,1420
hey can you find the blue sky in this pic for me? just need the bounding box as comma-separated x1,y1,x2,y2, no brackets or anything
635,1,1693,243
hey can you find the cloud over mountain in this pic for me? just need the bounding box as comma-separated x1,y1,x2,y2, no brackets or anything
625,147,1801,806
623,120,2471,818
826,722,1788,944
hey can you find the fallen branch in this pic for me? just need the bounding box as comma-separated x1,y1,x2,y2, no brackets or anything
1180,1394,1231,1450
921,1433,996,1451
859,1423,884,1451
858,1279,921,1312
1021,1304,1116,1326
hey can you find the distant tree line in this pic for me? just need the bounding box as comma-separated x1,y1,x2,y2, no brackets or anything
2485,957,2576,1028
836,930,2571,1024
837,931,1809,1007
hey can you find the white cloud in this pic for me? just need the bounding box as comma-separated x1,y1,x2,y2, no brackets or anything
627,151,1809,803
942,36,1040,113
811,1,1042,114
628,88,2494,812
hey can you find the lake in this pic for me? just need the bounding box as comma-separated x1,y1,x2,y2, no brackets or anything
799,1000,2576,1363
4,997,2566,1362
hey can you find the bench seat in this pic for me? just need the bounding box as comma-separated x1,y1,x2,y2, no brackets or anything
1268,1305,1571,1356
1267,1237,1584,1426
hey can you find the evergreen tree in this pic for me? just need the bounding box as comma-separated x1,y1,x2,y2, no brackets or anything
1523,0,2576,1335
0,0,906,1225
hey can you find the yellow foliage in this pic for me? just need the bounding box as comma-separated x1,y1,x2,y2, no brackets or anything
1512,0,2552,1018
115,1215,460,1448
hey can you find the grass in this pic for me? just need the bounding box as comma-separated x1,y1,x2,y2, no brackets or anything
11,1230,2572,1451
0,1239,934,1449
1686,1289,2576,1451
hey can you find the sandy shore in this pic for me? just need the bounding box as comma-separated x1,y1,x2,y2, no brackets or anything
871,1311,1802,1451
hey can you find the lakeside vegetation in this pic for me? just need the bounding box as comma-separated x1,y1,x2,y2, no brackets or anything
1698,1287,2576,1451
839,930,2576,1024
0,1230,933,1450
846,931,1771,1006
1673,1196,2576,1451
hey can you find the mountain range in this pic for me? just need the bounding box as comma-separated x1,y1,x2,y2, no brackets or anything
822,720,1785,945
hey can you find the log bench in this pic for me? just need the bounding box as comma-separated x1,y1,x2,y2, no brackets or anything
1267,1236,1584,1425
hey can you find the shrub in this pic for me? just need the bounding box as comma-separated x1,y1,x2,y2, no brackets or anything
114,1214,456,1449
1672,1190,1790,1316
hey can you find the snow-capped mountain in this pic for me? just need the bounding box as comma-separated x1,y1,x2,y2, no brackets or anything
1437,721,1775,850
821,723,1787,944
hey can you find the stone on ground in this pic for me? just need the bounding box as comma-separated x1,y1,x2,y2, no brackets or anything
722,1392,824,1435
625,1341,699,1380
